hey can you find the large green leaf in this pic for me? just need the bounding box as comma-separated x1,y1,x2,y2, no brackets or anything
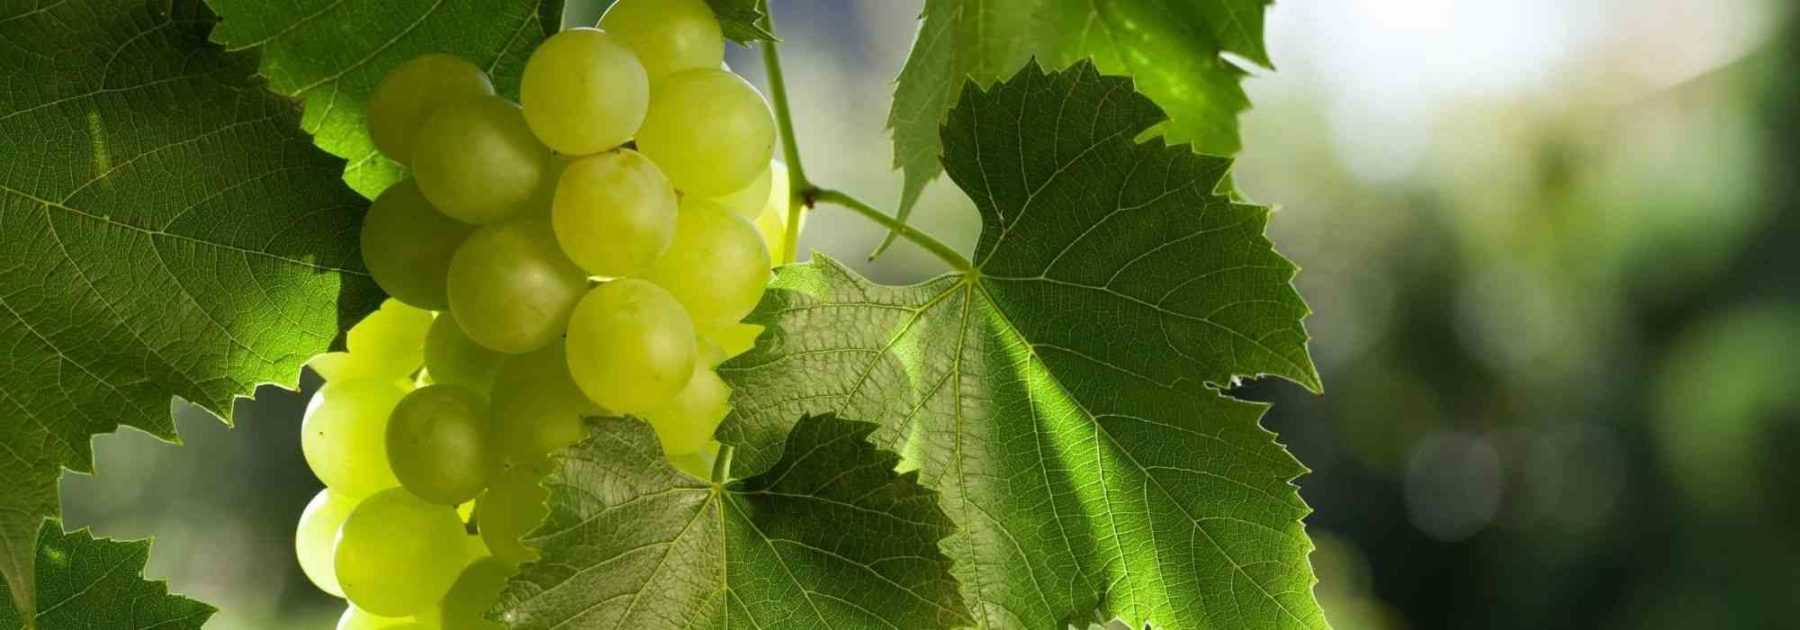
0,0,377,619
0,522,213,630
883,0,1270,254
496,415,971,628
205,0,564,198
722,61,1322,629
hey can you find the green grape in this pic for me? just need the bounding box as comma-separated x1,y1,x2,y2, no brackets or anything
599,0,724,81
295,489,357,598
520,28,648,156
667,441,720,480
362,180,473,310
336,488,469,616
641,360,729,456
367,54,495,165
490,344,595,466
424,314,505,393
387,385,492,505
414,95,550,225
636,69,776,195
703,164,773,218
698,320,763,365
551,149,677,277
476,466,551,566
302,380,406,499
446,219,589,354
438,556,514,630
336,605,414,630
642,200,771,327
564,279,697,414
753,161,795,266
347,299,434,376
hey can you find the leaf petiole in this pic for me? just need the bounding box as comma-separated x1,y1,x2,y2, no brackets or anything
808,189,974,273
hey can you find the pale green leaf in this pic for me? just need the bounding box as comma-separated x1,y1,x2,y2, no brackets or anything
706,0,776,44
205,0,564,197
723,61,1322,629
0,0,377,618
883,0,1270,254
0,522,213,630
496,415,971,629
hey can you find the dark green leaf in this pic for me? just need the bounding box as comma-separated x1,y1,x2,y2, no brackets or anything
496,415,970,629
882,0,1270,255
0,0,378,618
205,0,564,197
723,61,1322,629
0,522,213,630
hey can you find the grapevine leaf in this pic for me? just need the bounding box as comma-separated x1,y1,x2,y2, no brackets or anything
0,522,213,630
0,0,379,619
496,415,971,629
881,0,1270,255
706,0,777,44
722,61,1322,629
204,0,565,197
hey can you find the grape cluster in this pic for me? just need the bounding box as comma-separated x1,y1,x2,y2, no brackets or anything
294,2,790,627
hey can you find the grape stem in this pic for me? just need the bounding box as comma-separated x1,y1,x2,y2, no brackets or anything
758,3,973,274
807,189,974,272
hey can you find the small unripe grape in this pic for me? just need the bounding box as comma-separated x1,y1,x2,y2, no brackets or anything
424,314,506,393
413,96,550,225
551,149,678,277
636,69,776,195
446,219,589,354
698,321,763,364
565,279,697,414
642,200,771,327
295,489,357,598
302,380,405,499
387,385,492,505
367,54,495,165
641,360,730,456
361,181,473,310
599,0,724,81
491,344,595,466
336,488,468,616
521,28,648,156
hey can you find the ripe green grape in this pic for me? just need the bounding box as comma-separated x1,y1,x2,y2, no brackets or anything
520,28,648,156
599,0,724,81
491,344,595,466
295,489,357,598
642,200,771,327
413,96,550,225
336,606,414,630
424,314,505,393
551,149,677,277
362,180,473,310
387,385,492,505
641,360,729,456
667,441,719,480
698,321,763,365
367,54,495,165
635,68,776,195
477,467,551,566
303,380,405,499
347,300,433,375
564,279,697,414
438,556,514,630
336,488,469,616
446,219,589,354
753,161,794,266
704,164,773,218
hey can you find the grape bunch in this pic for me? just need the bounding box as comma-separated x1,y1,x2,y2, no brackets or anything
293,2,790,627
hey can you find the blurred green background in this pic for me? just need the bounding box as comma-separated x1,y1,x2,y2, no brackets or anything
58,1,1799,628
